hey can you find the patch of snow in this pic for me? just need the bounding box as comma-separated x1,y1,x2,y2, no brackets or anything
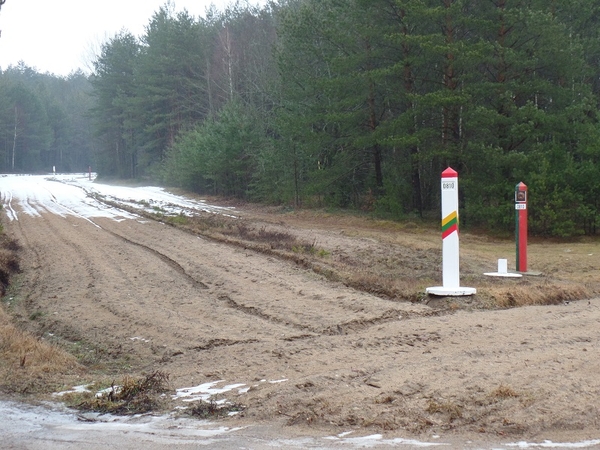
173,381,246,403
0,173,237,223
95,385,122,398
324,432,448,447
52,384,93,397
505,440,600,448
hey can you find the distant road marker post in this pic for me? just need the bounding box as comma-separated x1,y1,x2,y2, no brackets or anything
426,167,476,297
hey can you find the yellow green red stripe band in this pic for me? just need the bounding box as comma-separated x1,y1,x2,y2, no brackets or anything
442,211,458,239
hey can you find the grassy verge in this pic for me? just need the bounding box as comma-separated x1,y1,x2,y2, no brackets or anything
93,195,597,310
0,307,83,394
0,212,83,395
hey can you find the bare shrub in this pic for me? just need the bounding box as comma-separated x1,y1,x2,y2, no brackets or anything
76,371,170,414
257,226,297,247
0,236,20,295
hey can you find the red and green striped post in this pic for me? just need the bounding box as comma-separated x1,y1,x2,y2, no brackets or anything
426,167,476,296
515,182,528,272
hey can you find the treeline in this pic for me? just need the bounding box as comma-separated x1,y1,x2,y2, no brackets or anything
0,64,93,173
4,0,600,237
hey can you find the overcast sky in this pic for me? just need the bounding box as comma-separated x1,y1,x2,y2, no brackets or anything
0,0,265,76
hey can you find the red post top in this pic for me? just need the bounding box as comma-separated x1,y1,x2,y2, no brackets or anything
516,182,527,191
442,167,458,178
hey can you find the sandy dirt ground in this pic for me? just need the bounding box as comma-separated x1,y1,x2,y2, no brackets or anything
3,185,600,447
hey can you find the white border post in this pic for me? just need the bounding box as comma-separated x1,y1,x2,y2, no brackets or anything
426,167,476,296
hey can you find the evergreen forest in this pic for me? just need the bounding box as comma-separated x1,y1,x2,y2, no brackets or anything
2,0,600,237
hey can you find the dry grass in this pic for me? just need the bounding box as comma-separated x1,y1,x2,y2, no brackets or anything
489,384,520,400
342,271,425,301
425,399,463,421
187,399,245,419
0,222,81,394
0,307,82,393
488,284,591,308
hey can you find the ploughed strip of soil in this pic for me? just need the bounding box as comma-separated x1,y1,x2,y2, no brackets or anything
4,199,600,442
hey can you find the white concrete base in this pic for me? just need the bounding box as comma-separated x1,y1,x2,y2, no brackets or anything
426,286,477,296
484,259,522,278
484,271,522,277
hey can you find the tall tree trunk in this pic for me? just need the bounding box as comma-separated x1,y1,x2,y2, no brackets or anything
365,40,384,195
400,7,423,216
442,0,460,151
221,26,235,102
11,106,17,172
367,82,384,194
206,58,214,116
293,147,300,208
115,139,120,177
496,0,512,152
497,0,507,84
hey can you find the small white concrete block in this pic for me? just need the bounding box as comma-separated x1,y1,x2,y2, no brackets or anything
498,258,508,274
484,259,523,278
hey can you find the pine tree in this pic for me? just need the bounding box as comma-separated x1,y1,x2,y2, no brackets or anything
90,31,140,178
